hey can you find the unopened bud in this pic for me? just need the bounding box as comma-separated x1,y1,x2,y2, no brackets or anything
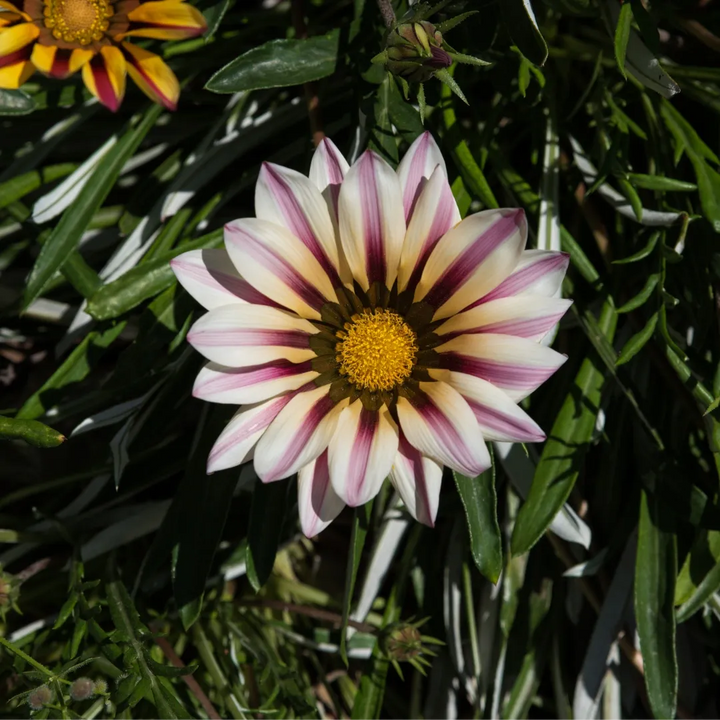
94,679,108,695
383,21,452,83
27,685,53,710
381,624,424,661
70,677,95,701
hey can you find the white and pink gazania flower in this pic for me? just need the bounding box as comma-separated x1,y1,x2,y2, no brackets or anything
170,132,571,537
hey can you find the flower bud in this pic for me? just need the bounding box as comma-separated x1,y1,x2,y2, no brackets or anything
70,677,95,701
383,21,452,83
94,679,108,695
381,623,425,662
27,685,53,711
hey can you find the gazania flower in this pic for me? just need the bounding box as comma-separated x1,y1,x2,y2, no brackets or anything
0,0,206,110
171,132,571,536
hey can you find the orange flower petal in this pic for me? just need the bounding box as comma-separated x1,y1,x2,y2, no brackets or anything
31,44,93,78
122,41,178,110
123,0,206,40
0,11,23,26
0,58,34,87
0,21,38,59
82,45,126,112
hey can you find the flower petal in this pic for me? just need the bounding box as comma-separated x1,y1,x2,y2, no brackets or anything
171,248,279,311
31,45,92,78
415,208,527,320
188,304,318,367
389,433,443,527
397,381,490,477
297,450,345,537
254,385,348,482
207,393,294,473
431,369,545,443
122,41,178,110
328,401,399,507
82,46,126,112
0,55,33,87
338,150,405,291
193,360,317,405
224,218,337,320
436,295,573,342
473,249,570,306
255,162,342,285
397,165,460,293
124,0,206,39
0,21,37,58
436,333,567,401
396,131,447,222
309,137,349,224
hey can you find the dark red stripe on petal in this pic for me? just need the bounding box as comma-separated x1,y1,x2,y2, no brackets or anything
195,359,313,396
467,399,545,442
122,46,176,110
50,49,71,78
358,152,386,286
189,328,311,349
345,408,378,506
0,45,31,69
127,20,204,35
90,54,119,112
398,434,434,527
439,352,557,391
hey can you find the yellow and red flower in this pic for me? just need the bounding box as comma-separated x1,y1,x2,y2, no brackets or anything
0,0,206,110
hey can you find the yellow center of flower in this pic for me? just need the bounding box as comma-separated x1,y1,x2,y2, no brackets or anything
44,0,113,45
336,309,418,392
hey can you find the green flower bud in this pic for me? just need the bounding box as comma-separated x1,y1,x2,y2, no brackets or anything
70,677,95,701
383,21,452,83
382,623,424,661
27,685,53,711
0,567,20,621
93,679,108,695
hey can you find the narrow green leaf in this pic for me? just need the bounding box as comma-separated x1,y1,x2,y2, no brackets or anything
613,231,659,264
616,273,659,313
635,490,678,719
630,0,660,54
616,312,658,366
454,462,502,584
627,173,697,192
368,73,399,164
53,594,78,630
500,0,548,67
0,416,65,448
676,550,720,623
0,89,36,116
0,164,76,210
246,480,289,592
614,2,633,79
675,530,720,605
23,104,162,308
617,176,643,221
351,651,389,719
206,31,339,93
511,301,617,555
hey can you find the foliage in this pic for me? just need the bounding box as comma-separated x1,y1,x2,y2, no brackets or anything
3,0,720,718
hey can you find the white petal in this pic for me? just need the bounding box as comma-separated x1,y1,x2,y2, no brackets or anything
435,333,567,402
397,166,461,293
436,295,573,343
170,248,277,311
309,137,349,224
328,401,399,507
188,304,318,367
430,369,546,443
254,385,348,482
255,161,342,285
397,381,490,477
193,360,317,405
297,449,346,537
338,150,405,291
224,218,337,320
415,208,527,320
396,131,447,222
207,394,293,473
389,434,443,527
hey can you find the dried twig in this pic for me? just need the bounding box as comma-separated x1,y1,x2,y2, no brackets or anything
377,0,396,28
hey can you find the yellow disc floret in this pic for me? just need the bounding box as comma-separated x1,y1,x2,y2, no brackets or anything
336,309,418,391
44,0,113,45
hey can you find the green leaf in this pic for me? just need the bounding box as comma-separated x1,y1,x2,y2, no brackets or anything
340,503,373,664
454,463,502,584
616,312,658,366
500,0,548,67
0,416,65,448
0,164,76,210
616,273,659,313
613,2,633,80
616,175,643,221
511,301,617,555
23,104,162,308
635,490,678,720
612,231,659,264
246,479,289,592
0,88,36,116
368,73,399,164
206,31,339,93
627,173,697,192
676,538,720,623
351,650,389,719
675,529,720,604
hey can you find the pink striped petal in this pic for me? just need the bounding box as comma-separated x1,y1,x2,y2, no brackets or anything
397,381,490,477
338,150,405,291
328,401,399,507
254,385,348,482
436,295,573,343
193,359,317,405
473,249,570,307
309,137,349,225
436,334,567,402
397,131,447,222
207,393,295,473
170,248,278,311
255,162,342,286
224,218,337,320
389,434,443,527
397,166,461,293
187,304,318,367
415,208,527,321
431,369,545,443
297,450,346,537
